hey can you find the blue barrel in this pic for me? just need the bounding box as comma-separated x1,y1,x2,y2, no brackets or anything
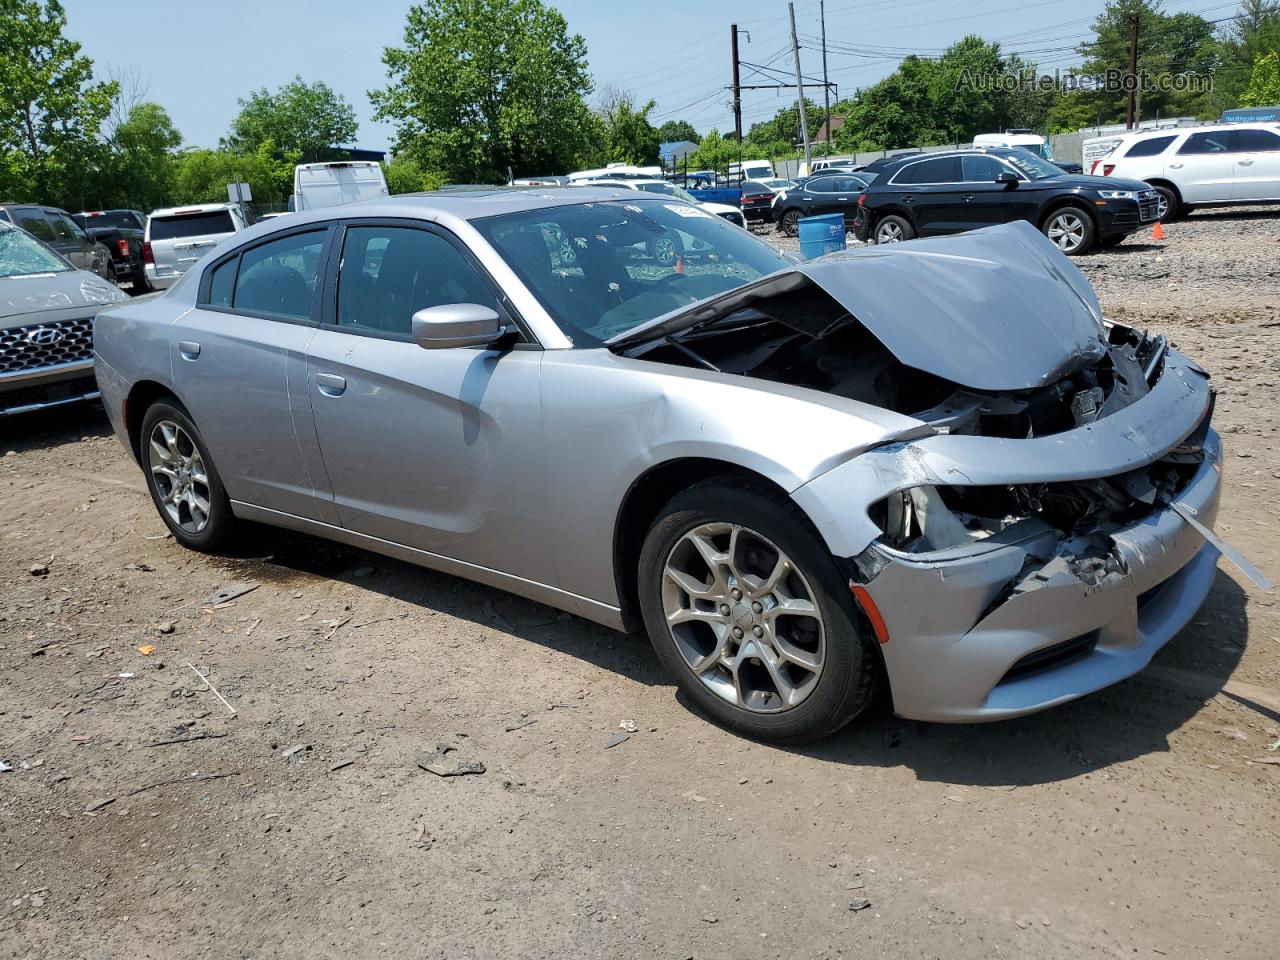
797,213,847,260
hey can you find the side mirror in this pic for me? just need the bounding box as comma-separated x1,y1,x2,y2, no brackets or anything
996,171,1019,187
410,303,505,349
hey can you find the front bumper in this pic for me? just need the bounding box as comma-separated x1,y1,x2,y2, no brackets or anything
858,432,1222,722
0,360,100,416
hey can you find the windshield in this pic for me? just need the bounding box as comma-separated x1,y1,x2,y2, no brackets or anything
475,199,791,345
0,225,70,278
74,211,140,230
1005,150,1064,180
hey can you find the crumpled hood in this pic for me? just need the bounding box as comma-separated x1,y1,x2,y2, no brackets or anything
610,221,1110,392
0,269,126,323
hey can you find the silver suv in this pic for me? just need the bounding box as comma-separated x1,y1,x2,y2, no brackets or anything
0,221,126,416
144,203,248,290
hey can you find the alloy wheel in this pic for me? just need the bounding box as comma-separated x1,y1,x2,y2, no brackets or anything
876,220,904,244
1046,212,1087,252
1155,193,1170,221
661,522,825,713
148,420,212,534
782,212,800,237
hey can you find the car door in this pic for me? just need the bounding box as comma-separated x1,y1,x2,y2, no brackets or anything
55,212,105,275
1166,131,1234,202
304,219,552,582
889,156,964,235
1231,127,1280,200
959,155,1041,228
13,209,67,261
170,225,337,523
44,210,91,270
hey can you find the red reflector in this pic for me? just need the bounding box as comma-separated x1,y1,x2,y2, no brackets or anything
1102,164,1115,176
858,193,866,206
850,584,890,645
142,241,154,264
116,238,129,256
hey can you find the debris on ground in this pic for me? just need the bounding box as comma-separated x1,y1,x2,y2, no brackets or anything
329,759,354,772
504,714,538,732
618,719,638,733
0,759,12,773
848,898,872,912
604,732,630,749
352,565,375,578
205,581,260,606
28,562,49,576
157,621,175,635
282,744,308,760
136,644,157,656
416,744,486,777
84,797,115,813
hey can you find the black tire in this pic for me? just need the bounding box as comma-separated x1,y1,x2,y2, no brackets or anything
139,400,236,552
1151,184,1182,222
1041,204,1096,255
637,477,882,743
647,230,684,266
873,214,914,245
779,209,801,237
134,267,153,294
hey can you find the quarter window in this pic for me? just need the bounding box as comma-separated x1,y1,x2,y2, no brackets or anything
207,257,236,307
1125,135,1176,157
1235,128,1280,152
230,230,326,320
336,226,503,337
1178,132,1231,155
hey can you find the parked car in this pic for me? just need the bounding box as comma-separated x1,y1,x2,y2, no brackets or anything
771,172,877,236
0,204,113,280
144,203,249,291
72,209,149,291
293,161,389,212
739,180,779,223
853,147,1158,254
0,220,126,416
1089,122,1280,220
94,191,1226,742
755,178,796,193
573,178,746,227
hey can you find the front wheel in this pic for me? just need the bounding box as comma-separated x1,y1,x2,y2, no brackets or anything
140,401,236,551
638,478,881,743
1042,205,1096,255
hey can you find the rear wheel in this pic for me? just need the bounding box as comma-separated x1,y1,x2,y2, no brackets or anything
140,401,236,551
638,478,881,743
1042,205,1096,255
779,209,801,237
1152,184,1183,222
874,214,914,245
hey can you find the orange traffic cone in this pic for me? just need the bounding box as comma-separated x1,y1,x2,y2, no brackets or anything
1152,221,1166,240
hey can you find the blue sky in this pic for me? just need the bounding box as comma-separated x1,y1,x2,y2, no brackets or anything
62,0,1239,152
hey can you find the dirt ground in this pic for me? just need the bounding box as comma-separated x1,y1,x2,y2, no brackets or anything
3,208,1279,960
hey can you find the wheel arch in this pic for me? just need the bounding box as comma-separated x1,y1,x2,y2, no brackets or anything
1038,197,1098,231
1143,177,1182,203
611,458,800,633
123,380,184,464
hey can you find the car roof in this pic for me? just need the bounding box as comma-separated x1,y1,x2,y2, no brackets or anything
150,203,238,217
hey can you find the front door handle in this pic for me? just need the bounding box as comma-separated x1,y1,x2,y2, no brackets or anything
1237,158,1253,166
178,341,201,361
903,195,915,203
1168,162,1183,169
963,194,975,201
315,373,347,397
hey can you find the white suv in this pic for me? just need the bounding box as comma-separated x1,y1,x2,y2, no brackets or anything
144,203,249,290
1093,123,1280,220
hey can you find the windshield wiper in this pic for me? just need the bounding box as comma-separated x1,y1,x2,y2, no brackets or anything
664,335,720,372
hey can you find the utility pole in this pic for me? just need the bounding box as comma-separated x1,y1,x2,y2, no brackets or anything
820,0,831,157
730,24,743,142
1125,12,1140,130
788,2,812,168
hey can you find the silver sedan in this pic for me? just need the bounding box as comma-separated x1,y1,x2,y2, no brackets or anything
93,189,1227,742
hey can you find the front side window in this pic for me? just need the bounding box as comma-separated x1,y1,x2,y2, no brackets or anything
336,226,503,337
231,230,326,320
961,155,1008,182
0,224,69,277
474,198,791,345
1235,128,1280,152
15,211,56,242
1178,132,1231,155
1125,135,1176,158
1003,151,1063,180
48,214,76,241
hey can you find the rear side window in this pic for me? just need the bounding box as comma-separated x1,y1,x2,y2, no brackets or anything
892,157,961,184
1236,128,1280,152
230,230,326,320
1178,132,1231,155
1125,135,1176,157
150,211,235,240
15,211,55,241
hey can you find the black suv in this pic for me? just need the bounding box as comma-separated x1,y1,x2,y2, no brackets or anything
852,147,1158,255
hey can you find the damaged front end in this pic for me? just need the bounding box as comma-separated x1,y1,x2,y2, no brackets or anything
612,222,1235,721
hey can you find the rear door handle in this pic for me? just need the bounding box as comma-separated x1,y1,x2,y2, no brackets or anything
1238,158,1253,166
963,195,975,201
903,196,915,203
178,340,201,361
1168,162,1183,169
315,373,347,397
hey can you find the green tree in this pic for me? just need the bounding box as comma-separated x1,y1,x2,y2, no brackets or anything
747,99,821,148
657,119,700,144
383,155,447,193
599,91,660,164
372,0,596,182
1211,1,1280,113
0,0,117,206
107,102,182,211
224,76,358,163
1242,51,1280,104
174,142,294,206
687,129,744,170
